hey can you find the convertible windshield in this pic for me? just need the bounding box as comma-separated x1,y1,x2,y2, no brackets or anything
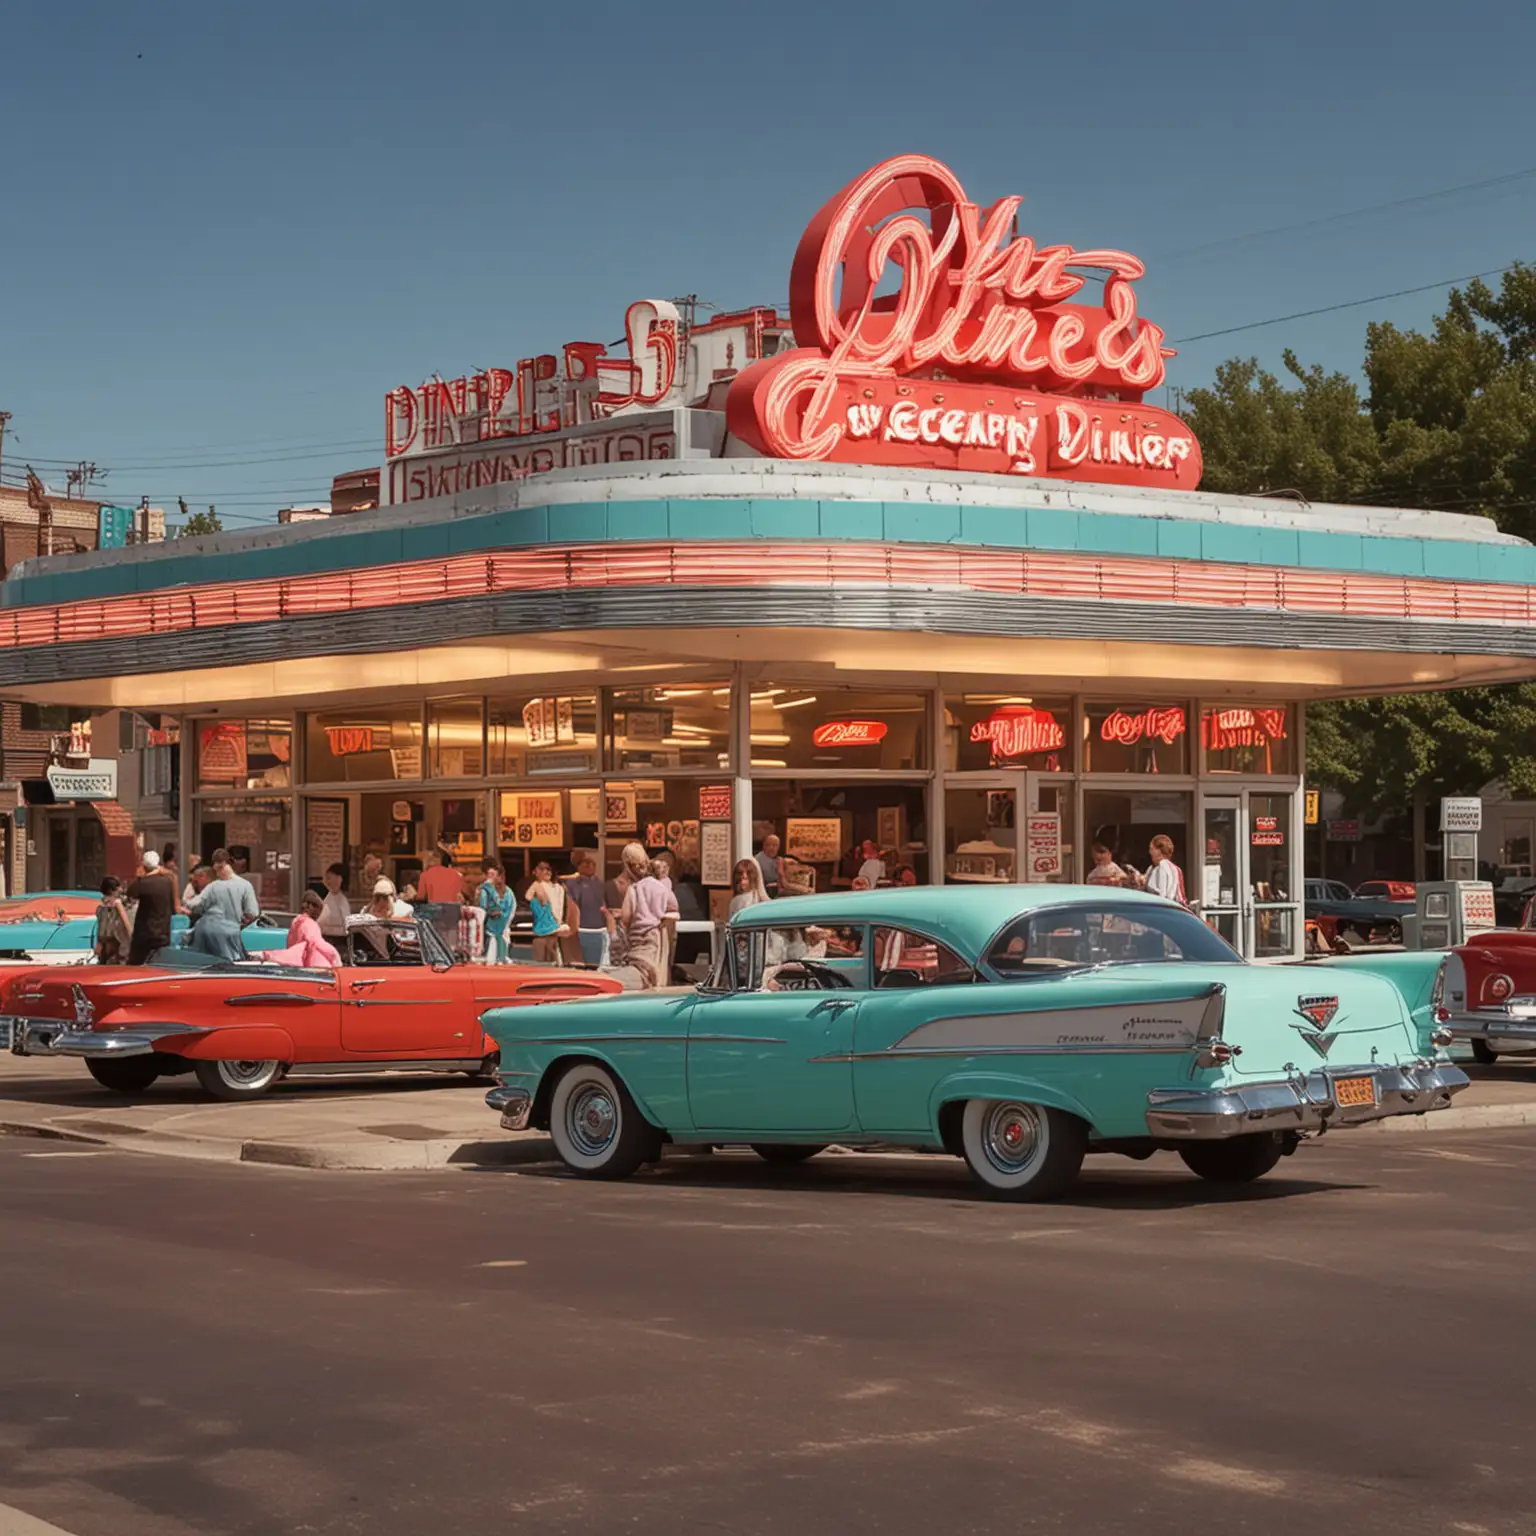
987,904,1242,975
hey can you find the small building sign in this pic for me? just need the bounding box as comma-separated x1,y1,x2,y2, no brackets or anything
45,760,118,801
1440,796,1483,832
1326,818,1362,843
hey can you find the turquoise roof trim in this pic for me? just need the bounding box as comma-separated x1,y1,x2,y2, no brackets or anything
6,497,1535,609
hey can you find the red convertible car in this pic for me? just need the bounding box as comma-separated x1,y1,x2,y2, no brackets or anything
5,916,621,1098
1440,914,1536,1064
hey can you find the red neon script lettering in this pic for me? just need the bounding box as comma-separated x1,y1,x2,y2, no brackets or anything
1100,707,1186,746
970,709,1065,758
811,719,889,747
727,154,1185,477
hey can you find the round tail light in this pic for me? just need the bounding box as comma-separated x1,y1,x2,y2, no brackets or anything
1484,973,1514,1004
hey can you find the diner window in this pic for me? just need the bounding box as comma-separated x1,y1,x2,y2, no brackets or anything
608,684,731,771
1082,702,1189,775
871,927,974,987
196,719,293,790
1202,705,1295,775
946,696,1072,772
488,693,598,777
427,697,485,778
195,795,293,910
749,687,929,771
304,709,422,783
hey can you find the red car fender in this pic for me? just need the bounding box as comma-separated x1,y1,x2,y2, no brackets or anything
155,1025,297,1062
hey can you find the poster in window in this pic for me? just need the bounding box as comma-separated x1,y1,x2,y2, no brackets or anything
501,792,565,847
569,788,602,823
625,711,665,743
698,783,732,820
633,779,666,804
700,821,732,886
389,746,422,779
305,799,347,878
604,787,636,832
785,818,843,864
877,805,907,853
199,722,247,783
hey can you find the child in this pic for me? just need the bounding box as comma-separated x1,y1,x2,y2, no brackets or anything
95,877,131,964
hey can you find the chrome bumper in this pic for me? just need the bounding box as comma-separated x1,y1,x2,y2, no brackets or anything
9,1016,160,1059
485,1084,533,1131
1145,1060,1469,1139
1444,1010,1536,1045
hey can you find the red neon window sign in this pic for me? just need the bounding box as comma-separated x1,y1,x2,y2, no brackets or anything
325,726,376,756
811,720,889,747
1099,707,1186,746
970,708,1065,759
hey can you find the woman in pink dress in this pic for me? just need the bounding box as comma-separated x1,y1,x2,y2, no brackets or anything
267,890,342,968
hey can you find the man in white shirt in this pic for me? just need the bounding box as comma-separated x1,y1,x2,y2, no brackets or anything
1144,835,1187,906
856,839,886,888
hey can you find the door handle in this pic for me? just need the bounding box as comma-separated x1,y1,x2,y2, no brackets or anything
811,998,857,1017
350,978,383,991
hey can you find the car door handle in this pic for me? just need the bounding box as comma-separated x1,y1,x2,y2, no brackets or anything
350,978,383,991
811,999,857,1017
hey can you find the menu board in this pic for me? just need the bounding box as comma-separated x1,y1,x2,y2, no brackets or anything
500,792,565,848
306,799,347,878
1025,814,1062,878
699,784,733,821
700,821,733,887
785,817,843,864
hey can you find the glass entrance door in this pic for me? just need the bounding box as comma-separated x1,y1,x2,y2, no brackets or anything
1199,790,1300,958
944,775,1020,884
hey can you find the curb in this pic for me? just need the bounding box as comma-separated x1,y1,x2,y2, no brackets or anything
5,1102,1536,1170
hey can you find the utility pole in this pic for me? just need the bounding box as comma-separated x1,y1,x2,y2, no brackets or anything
0,411,11,483
138,495,150,545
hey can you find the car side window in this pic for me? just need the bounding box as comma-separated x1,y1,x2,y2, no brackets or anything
987,905,1240,973
871,927,974,988
742,925,864,992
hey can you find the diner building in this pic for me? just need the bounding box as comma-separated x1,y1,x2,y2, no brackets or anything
3,152,1535,960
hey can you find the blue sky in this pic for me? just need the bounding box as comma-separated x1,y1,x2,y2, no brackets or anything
3,0,1534,525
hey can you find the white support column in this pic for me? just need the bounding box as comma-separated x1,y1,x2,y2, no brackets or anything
928,686,946,885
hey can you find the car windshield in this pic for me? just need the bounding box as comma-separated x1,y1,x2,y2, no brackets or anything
145,947,331,978
986,903,1242,975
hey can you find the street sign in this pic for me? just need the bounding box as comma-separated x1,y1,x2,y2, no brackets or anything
1445,831,1478,862
1304,789,1319,825
1440,796,1483,832
1326,818,1362,843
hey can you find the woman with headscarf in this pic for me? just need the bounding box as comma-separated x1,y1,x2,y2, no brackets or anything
266,890,342,969
617,843,677,989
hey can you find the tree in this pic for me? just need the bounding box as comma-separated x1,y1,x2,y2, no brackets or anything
175,505,222,539
1182,266,1536,860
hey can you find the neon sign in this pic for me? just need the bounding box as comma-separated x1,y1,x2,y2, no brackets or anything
970,708,1065,759
385,300,683,460
1202,707,1288,751
726,154,1201,487
325,726,376,756
812,719,889,747
1100,707,1186,746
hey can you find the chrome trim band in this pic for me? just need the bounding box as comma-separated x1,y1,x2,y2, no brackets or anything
809,1041,1197,1064
9,1018,207,1059
1144,1061,1469,1139
1443,1011,1536,1043
485,1084,533,1131
490,1032,787,1046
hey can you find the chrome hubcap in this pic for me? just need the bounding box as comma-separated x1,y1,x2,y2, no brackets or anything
567,1083,618,1156
981,1101,1045,1176
222,1060,276,1087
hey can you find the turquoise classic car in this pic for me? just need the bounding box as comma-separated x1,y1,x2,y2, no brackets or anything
481,886,1469,1201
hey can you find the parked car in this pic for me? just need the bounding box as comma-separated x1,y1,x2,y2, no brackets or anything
0,905,290,971
1354,880,1416,901
1303,878,1412,948
5,915,622,1098
481,886,1467,1201
1438,911,1536,1064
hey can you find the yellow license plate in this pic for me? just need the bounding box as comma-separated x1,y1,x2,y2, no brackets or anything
1334,1076,1376,1108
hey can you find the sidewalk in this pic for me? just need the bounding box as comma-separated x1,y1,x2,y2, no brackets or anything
2,1053,1534,1172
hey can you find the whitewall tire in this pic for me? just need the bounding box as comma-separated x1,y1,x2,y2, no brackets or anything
192,1059,285,1101
959,1099,1087,1201
548,1061,657,1180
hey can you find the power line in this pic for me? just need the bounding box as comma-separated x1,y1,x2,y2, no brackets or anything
1169,265,1517,345
1150,166,1536,266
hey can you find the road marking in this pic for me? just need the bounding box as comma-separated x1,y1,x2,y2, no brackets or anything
0,1501,84,1535
478,1259,528,1268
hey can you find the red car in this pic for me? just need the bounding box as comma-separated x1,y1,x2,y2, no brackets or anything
5,915,622,1099
1440,914,1536,1064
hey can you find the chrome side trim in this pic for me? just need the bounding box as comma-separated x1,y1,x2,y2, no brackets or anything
810,1041,1198,1063
1145,1061,1469,1140
224,993,319,1008
491,1032,786,1046
346,998,457,1008
286,1058,482,1077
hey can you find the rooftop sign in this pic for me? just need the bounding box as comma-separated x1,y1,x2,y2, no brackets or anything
726,153,1202,488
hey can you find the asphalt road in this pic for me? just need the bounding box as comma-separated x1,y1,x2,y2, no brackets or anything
1,1131,1534,1536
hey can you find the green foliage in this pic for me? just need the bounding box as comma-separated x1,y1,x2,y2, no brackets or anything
175,508,222,539
1183,266,1536,815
